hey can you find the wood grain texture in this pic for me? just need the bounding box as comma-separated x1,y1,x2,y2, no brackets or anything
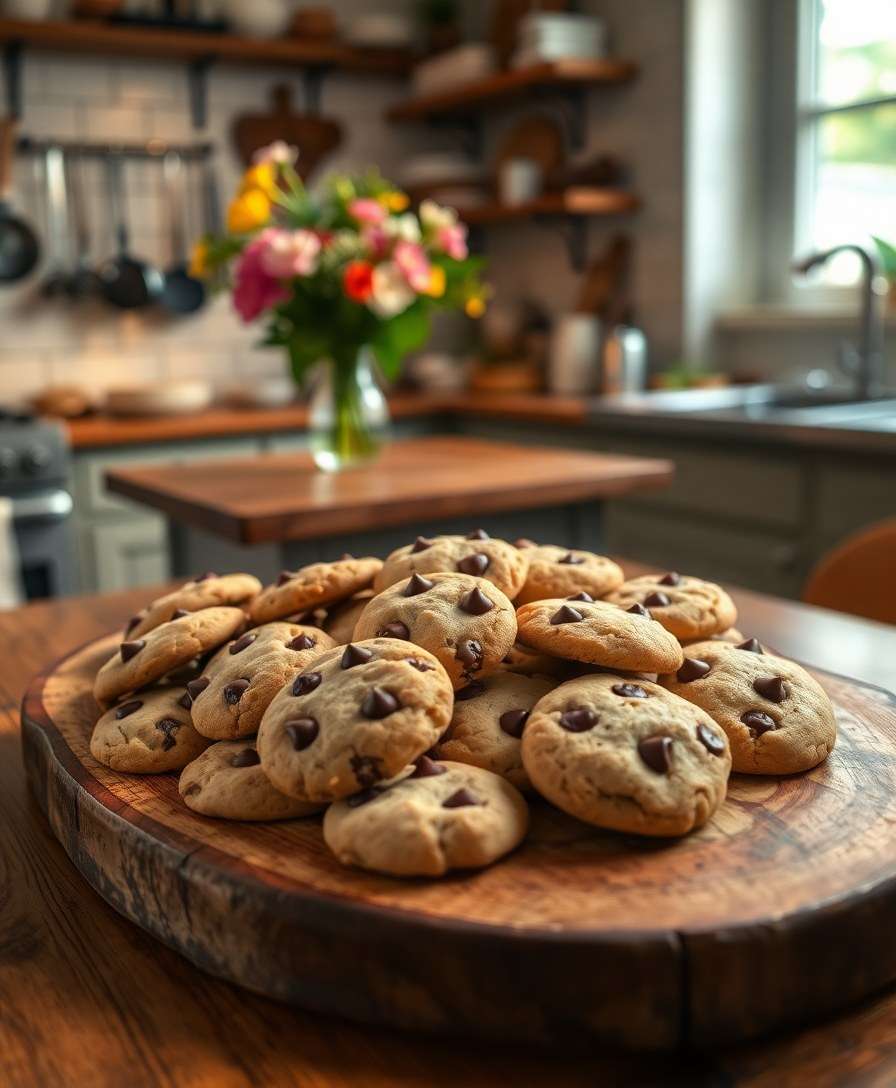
462,188,641,225
104,436,673,545
20,621,896,1053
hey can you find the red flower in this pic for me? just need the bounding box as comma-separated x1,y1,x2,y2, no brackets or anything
343,260,374,302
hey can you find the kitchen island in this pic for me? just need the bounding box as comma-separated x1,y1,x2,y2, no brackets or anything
5,573,896,1086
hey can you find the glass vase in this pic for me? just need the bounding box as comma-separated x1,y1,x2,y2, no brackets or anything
308,348,390,471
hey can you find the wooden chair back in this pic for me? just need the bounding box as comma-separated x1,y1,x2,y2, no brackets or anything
803,519,896,624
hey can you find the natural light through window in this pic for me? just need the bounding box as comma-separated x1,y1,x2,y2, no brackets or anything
801,0,896,285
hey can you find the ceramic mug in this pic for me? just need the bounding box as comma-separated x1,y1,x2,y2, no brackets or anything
498,158,542,206
549,314,602,395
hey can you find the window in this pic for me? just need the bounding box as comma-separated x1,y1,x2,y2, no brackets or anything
795,0,896,286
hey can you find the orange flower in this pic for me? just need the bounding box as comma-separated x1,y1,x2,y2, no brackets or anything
343,260,374,302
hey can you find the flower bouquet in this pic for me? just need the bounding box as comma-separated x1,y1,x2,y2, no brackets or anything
194,142,487,470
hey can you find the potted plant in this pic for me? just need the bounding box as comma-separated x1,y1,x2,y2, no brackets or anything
193,142,486,470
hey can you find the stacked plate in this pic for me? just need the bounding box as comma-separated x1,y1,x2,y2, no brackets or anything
513,12,608,67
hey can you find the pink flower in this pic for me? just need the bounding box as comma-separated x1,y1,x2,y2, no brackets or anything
233,234,288,322
260,228,321,278
393,240,432,292
253,140,298,166
437,223,468,261
349,198,387,226
361,223,391,259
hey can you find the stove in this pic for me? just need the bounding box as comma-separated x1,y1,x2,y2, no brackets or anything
0,407,77,600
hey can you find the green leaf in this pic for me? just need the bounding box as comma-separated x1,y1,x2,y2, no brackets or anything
370,303,431,379
872,236,896,279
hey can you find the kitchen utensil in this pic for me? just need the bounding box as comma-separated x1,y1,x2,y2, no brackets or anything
0,118,39,285
105,381,213,417
159,150,205,316
575,233,631,317
199,153,221,235
494,117,565,192
601,323,647,394
498,157,542,206
223,0,289,38
99,155,162,310
231,84,342,178
65,155,103,301
41,145,71,299
549,313,602,394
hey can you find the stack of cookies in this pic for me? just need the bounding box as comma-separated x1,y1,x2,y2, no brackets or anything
88,535,838,879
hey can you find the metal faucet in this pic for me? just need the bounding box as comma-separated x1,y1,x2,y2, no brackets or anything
792,244,889,399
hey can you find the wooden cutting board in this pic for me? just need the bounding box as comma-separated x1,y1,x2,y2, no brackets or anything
231,84,342,178
21,634,896,1051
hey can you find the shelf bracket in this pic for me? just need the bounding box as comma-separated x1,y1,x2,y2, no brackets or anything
187,55,215,131
557,85,588,153
3,40,23,121
302,67,328,116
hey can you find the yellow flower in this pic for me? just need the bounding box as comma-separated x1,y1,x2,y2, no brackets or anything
465,295,486,318
423,265,446,298
188,239,209,279
379,190,410,213
240,162,277,198
227,189,271,234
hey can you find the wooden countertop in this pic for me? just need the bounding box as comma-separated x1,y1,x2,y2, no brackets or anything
105,435,674,545
64,392,591,449
4,573,896,1086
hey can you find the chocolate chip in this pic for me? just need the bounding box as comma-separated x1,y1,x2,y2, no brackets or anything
443,788,479,808
230,747,260,768
406,657,434,672
612,682,649,699
178,692,193,710
276,570,295,586
410,755,447,778
753,676,787,703
467,528,490,540
154,718,180,751
350,754,383,786
285,717,319,750
287,633,317,651
638,735,673,773
361,687,400,719
341,643,373,669
559,707,597,732
550,604,583,625
659,572,681,586
411,535,433,553
292,671,322,696
514,537,537,549
113,700,142,719
558,552,584,565
194,571,216,582
187,676,210,700
457,552,489,577
120,640,145,663
229,632,257,655
347,786,382,807
567,591,593,602
455,639,483,669
172,608,190,620
456,680,486,701
741,710,776,735
223,679,250,705
404,572,434,596
378,621,410,640
737,638,763,654
644,592,670,608
459,587,494,615
677,658,711,683
125,614,141,635
697,723,726,756
499,708,529,738
627,603,651,618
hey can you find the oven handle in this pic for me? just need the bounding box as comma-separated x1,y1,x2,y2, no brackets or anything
10,490,73,522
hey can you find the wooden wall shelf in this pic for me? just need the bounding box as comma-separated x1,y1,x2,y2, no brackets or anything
386,58,637,123
462,188,641,225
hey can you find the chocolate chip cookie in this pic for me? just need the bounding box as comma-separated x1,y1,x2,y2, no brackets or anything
257,638,453,802
522,673,731,836
323,757,529,876
90,686,209,773
126,572,262,639
515,597,683,674
659,640,837,774
323,590,375,645
373,532,529,600
604,573,737,640
188,622,336,740
353,572,517,690
179,740,324,821
500,640,571,678
514,545,624,605
249,557,382,624
437,671,555,790
94,607,247,707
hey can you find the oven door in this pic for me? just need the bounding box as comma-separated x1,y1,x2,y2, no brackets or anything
11,489,78,599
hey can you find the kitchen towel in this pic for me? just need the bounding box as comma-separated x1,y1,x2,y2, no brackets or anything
0,497,23,609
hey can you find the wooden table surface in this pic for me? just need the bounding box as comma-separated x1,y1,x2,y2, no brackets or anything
104,435,674,545
4,573,896,1087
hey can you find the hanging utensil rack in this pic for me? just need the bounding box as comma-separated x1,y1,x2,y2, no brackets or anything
15,138,215,162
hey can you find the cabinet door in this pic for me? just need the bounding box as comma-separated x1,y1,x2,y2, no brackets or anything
83,519,169,593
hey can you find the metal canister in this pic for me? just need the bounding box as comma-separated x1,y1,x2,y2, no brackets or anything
601,325,647,394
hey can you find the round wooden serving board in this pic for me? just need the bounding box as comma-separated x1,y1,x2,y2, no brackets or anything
21,634,896,1051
